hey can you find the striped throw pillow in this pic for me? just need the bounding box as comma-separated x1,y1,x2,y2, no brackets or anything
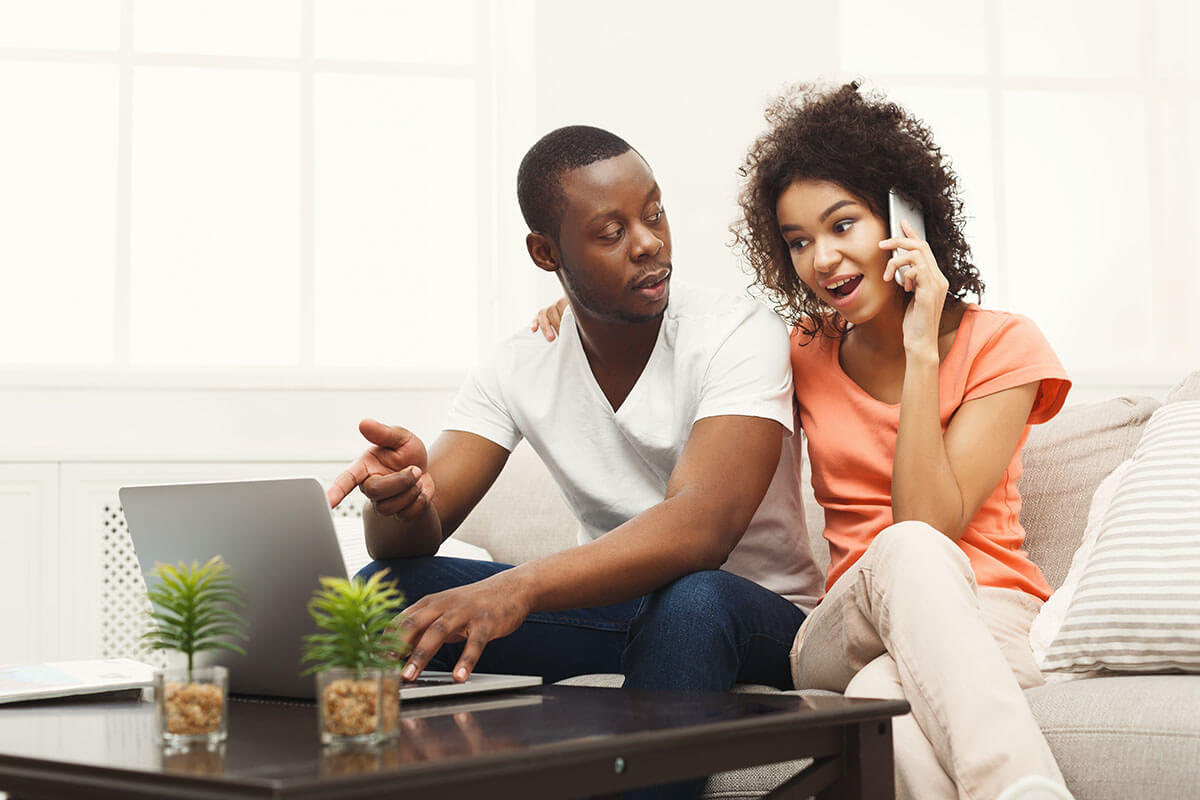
1041,401,1200,673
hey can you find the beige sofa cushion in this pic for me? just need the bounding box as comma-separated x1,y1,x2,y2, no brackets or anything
1017,395,1161,589
453,442,576,565
1019,370,1198,590
1166,370,1200,404
1026,674,1200,800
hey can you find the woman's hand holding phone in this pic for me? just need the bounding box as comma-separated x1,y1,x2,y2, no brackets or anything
879,219,949,358
885,189,926,292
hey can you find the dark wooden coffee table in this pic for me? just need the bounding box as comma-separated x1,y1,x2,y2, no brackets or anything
0,685,907,799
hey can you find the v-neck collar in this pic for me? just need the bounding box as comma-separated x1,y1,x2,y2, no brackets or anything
562,309,667,416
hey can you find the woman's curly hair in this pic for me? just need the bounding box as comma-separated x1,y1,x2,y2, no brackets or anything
732,82,983,340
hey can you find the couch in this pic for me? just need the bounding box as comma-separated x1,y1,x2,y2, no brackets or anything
449,371,1200,800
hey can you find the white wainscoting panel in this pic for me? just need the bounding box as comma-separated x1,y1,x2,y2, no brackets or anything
0,464,58,665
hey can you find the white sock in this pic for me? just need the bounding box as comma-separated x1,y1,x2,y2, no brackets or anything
994,774,1075,800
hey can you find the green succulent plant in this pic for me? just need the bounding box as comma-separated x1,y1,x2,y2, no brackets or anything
142,556,247,679
301,569,409,675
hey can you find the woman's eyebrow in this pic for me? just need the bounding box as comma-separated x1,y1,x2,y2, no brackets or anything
780,199,860,232
818,199,856,222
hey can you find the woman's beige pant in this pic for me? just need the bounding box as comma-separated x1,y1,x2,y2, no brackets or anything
790,521,1064,800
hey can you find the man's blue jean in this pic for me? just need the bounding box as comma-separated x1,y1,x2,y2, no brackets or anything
356,556,806,692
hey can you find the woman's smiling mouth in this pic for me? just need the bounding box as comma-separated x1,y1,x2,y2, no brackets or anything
824,274,863,303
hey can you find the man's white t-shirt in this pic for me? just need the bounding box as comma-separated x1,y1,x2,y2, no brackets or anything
444,281,823,611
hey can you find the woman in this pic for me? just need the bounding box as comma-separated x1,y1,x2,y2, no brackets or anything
731,82,1072,800
534,82,1074,800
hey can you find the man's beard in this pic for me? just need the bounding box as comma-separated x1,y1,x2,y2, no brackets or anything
559,261,670,325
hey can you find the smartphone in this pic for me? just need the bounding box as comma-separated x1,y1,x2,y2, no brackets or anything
887,189,926,288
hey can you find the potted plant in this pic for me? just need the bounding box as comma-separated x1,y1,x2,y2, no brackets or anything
142,556,246,745
301,569,409,745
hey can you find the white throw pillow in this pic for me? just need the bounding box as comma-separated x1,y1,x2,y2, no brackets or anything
1030,458,1131,669
1040,401,1200,673
435,537,495,562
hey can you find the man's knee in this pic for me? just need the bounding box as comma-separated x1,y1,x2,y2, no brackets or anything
649,570,744,618
629,570,757,648
626,570,800,691
624,572,743,681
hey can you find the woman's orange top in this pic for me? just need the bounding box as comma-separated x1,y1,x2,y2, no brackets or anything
791,305,1070,600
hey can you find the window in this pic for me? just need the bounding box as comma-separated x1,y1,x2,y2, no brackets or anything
0,0,515,381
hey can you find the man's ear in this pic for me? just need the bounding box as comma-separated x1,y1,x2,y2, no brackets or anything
526,232,560,273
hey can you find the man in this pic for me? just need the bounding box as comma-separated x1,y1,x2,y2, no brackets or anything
327,125,823,693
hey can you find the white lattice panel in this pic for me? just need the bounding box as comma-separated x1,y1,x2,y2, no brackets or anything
99,500,164,666
333,496,365,519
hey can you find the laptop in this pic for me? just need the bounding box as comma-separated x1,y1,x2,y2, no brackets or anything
119,477,541,701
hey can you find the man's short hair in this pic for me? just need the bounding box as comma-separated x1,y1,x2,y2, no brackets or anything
517,125,634,240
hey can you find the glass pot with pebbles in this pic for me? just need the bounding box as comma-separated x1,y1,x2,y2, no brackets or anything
142,556,247,746
302,569,409,746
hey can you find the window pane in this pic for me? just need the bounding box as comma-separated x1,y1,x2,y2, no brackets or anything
0,0,120,50
1002,0,1141,78
1159,97,1200,367
839,0,987,75
130,67,300,366
132,0,301,58
314,0,476,64
1003,91,1151,370
0,63,118,365
1154,0,1200,80
314,74,477,369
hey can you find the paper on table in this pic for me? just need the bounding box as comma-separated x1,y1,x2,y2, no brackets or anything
0,658,155,704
